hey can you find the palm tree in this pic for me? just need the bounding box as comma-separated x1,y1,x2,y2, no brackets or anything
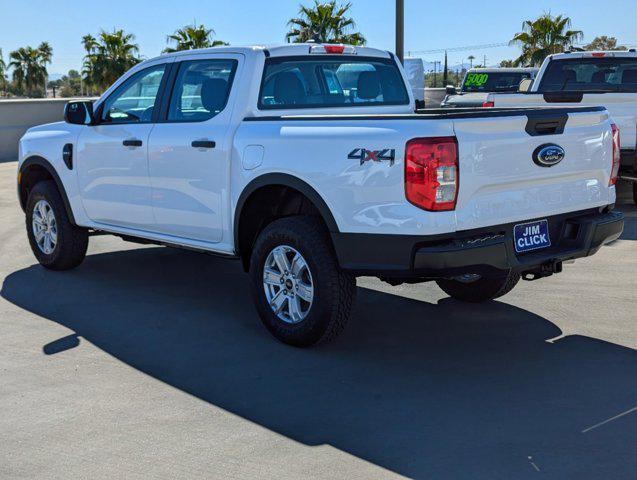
38,42,53,96
467,55,475,68
82,30,140,92
0,49,7,95
38,41,53,65
286,1,366,45
81,34,98,95
82,34,97,53
164,24,227,53
510,13,583,67
8,42,52,97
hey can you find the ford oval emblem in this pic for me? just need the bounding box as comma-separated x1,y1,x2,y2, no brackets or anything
533,144,565,167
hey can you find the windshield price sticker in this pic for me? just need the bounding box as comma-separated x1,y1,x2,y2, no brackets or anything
465,73,489,87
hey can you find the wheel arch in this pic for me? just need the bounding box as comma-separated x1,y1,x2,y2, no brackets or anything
19,156,76,225
234,173,339,271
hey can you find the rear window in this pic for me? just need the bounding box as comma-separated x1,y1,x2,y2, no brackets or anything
538,57,637,92
258,56,410,109
461,71,533,93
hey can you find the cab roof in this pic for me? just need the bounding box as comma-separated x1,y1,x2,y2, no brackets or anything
550,50,637,60
467,67,539,74
149,43,393,62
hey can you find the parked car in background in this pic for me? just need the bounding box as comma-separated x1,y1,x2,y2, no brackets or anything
485,50,637,202
441,67,539,108
17,44,623,347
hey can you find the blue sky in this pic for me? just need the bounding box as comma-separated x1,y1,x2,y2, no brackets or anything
1,0,636,75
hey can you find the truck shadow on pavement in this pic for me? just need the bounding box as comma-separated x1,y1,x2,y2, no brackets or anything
2,247,637,479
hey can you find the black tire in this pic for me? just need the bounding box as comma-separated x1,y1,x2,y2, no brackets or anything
249,216,356,347
436,270,520,303
26,180,88,271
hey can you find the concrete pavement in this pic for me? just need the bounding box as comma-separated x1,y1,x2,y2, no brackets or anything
1,160,636,479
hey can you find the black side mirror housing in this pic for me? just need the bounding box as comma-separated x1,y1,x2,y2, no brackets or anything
445,85,457,95
64,101,95,125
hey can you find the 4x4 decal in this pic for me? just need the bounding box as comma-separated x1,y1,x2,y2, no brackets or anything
348,148,396,166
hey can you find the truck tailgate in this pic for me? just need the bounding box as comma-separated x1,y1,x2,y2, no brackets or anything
452,108,614,231
488,92,637,150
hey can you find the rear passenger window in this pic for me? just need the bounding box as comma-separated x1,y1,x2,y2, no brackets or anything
167,59,237,122
259,56,410,109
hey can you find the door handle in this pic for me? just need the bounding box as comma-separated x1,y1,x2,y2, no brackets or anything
123,139,143,147
191,140,216,149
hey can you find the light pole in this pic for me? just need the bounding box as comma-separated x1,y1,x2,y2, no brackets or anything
433,61,441,87
396,0,404,64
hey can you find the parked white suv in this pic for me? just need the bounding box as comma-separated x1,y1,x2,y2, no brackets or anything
18,44,624,346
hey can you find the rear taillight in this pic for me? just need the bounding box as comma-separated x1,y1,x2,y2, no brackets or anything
610,123,621,186
482,101,495,108
405,137,459,211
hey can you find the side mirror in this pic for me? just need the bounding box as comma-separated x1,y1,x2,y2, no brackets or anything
445,85,457,95
518,78,533,93
64,101,95,125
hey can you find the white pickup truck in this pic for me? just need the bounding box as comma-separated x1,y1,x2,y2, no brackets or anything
485,50,637,202
18,43,623,346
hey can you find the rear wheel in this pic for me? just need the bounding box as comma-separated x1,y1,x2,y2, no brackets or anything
26,181,88,270
436,270,520,303
249,216,356,347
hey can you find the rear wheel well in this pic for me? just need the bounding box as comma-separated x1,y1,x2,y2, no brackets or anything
236,185,331,271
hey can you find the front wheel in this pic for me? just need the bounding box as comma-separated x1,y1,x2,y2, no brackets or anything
26,180,88,270
436,270,520,303
249,216,356,347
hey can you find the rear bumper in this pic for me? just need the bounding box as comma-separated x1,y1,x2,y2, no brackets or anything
332,208,624,278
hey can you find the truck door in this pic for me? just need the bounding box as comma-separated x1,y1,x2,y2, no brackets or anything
147,54,242,243
76,62,170,230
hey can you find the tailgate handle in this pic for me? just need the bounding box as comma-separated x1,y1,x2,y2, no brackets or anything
534,121,560,135
543,92,585,103
525,113,568,136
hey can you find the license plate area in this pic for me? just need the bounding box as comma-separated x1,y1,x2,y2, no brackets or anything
514,219,551,253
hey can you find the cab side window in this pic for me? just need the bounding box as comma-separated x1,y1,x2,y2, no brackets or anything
100,64,167,124
167,59,237,122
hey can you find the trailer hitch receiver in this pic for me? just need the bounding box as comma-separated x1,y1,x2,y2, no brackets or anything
522,260,563,281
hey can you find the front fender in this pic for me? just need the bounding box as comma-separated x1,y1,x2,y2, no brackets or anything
18,156,76,224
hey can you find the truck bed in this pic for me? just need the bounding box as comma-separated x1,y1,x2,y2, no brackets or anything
239,105,615,235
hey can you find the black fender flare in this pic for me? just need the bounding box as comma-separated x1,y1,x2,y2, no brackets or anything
19,156,77,225
234,173,339,249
